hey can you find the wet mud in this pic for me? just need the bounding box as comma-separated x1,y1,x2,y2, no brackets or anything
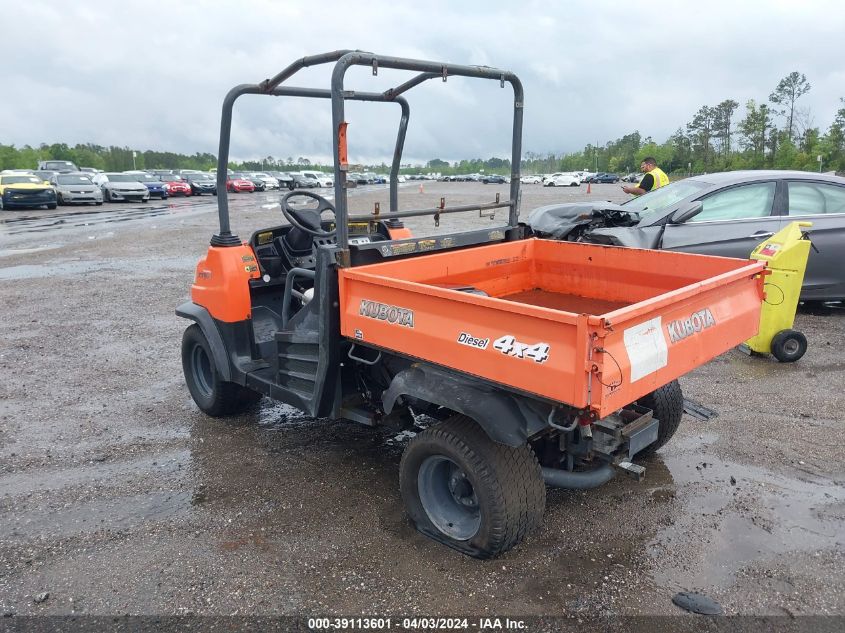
0,182,842,618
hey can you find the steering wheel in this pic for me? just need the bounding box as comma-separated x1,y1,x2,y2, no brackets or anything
281,190,337,237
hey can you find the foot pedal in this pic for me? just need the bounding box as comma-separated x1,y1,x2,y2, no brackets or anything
615,461,646,481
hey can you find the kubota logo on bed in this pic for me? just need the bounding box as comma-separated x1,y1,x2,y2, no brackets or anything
666,308,716,343
358,299,415,328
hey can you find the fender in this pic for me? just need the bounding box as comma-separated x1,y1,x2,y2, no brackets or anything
175,302,232,382
382,363,547,447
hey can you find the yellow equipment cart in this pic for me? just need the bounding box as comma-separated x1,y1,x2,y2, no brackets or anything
743,221,813,362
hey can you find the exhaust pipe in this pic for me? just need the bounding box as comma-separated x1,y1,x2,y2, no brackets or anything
541,464,616,490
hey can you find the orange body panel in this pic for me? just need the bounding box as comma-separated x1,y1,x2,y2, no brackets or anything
339,239,765,418
386,226,413,240
191,244,260,322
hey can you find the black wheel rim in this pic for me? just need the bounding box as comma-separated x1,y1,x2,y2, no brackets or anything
191,344,214,397
418,455,481,540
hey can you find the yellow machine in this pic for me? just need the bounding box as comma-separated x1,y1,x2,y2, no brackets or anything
743,221,813,362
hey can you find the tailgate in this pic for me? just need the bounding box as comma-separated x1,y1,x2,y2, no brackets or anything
337,240,765,418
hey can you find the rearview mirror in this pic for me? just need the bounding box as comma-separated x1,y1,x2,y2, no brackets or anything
670,201,703,224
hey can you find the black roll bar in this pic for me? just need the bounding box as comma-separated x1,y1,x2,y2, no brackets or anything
212,51,524,262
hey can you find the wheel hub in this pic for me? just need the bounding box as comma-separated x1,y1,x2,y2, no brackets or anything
418,455,481,540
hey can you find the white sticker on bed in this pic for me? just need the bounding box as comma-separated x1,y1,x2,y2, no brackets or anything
623,317,668,382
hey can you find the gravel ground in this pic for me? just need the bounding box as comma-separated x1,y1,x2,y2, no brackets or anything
0,182,843,625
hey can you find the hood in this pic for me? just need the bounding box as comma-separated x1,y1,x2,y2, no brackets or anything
3,183,52,191
57,184,97,192
526,201,639,239
108,181,147,191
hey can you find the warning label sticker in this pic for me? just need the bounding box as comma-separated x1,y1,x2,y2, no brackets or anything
623,317,668,382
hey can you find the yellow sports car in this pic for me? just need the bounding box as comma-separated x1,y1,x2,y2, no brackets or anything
0,173,57,210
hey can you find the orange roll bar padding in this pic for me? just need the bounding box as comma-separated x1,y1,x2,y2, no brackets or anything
338,122,348,169
191,244,261,322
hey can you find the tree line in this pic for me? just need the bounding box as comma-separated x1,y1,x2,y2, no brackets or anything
2,72,842,178
517,72,845,177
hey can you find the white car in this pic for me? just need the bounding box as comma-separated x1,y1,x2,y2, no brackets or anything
579,171,596,183
520,175,542,184
92,172,151,202
250,172,280,190
301,170,333,187
544,173,580,187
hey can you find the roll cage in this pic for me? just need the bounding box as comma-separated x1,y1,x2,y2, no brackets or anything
212,50,525,266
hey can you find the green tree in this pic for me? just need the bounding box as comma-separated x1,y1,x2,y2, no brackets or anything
769,71,811,142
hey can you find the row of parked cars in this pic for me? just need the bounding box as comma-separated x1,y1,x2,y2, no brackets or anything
0,162,345,209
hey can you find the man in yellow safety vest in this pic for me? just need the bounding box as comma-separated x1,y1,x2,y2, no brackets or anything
622,157,669,196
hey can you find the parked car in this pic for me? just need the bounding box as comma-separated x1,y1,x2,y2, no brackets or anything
92,173,150,203
520,175,542,184
529,170,845,301
226,174,255,193
31,170,58,182
0,173,58,209
290,172,320,188
233,172,265,192
50,172,103,205
545,173,580,187
159,174,192,197
184,173,217,196
137,173,169,199
249,172,279,190
579,171,596,183
301,170,333,187
269,171,295,189
37,160,78,173
583,172,618,183
123,171,167,200
622,172,641,183
482,174,507,184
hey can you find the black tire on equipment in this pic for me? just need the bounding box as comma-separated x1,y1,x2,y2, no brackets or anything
635,379,684,457
399,415,545,559
181,324,261,417
770,329,807,363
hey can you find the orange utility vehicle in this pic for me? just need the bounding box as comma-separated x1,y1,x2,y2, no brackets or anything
178,51,766,558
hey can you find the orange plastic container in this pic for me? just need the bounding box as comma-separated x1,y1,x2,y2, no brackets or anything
339,239,765,418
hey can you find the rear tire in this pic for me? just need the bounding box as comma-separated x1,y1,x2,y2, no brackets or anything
181,324,261,416
399,415,545,558
771,329,807,363
635,379,683,456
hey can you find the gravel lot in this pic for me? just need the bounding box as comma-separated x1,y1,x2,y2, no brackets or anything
0,182,843,625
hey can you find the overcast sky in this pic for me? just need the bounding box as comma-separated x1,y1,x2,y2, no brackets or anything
3,0,844,165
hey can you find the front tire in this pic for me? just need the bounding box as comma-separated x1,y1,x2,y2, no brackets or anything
635,380,683,456
771,329,807,362
181,324,261,416
400,415,545,558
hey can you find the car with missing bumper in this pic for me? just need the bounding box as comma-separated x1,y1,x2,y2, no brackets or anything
177,51,766,559
528,170,845,301
50,172,103,205
0,173,58,209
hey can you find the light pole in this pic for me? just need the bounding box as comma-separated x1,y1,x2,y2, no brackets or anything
818,155,823,173
688,162,691,177
594,141,598,173
132,151,137,170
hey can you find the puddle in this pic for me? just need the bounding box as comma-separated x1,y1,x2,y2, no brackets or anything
648,452,845,589
0,255,197,280
0,199,217,239
0,491,191,543
258,400,321,430
0,449,189,497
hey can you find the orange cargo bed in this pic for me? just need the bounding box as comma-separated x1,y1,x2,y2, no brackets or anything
338,239,766,418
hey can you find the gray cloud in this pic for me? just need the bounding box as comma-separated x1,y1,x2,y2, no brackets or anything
2,0,843,164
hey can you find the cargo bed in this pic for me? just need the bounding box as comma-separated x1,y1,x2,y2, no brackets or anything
339,239,766,417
